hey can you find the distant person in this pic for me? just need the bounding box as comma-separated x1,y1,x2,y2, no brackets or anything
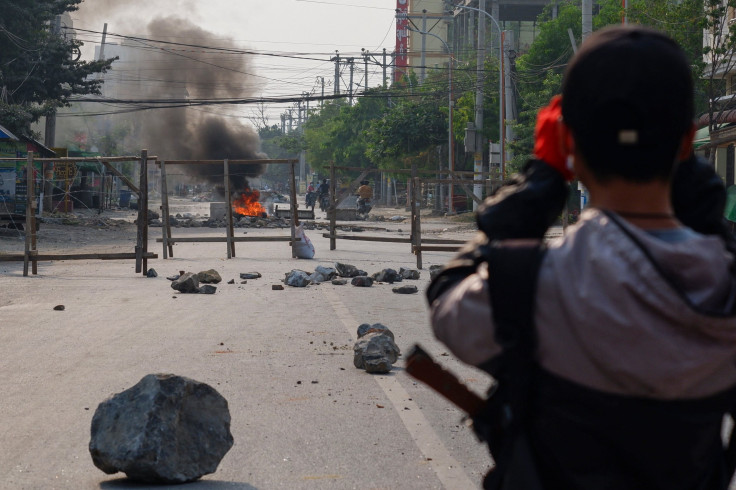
356,180,373,200
428,26,736,489
317,179,329,199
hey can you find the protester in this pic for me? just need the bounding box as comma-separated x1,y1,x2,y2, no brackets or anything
427,26,736,490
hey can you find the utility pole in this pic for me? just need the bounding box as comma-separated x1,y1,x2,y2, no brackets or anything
420,9,428,83
362,49,369,90
472,0,486,212
582,0,593,41
281,113,286,134
349,58,355,105
44,15,63,149
382,49,388,89
319,77,325,106
288,109,293,133
331,52,340,95
297,100,303,128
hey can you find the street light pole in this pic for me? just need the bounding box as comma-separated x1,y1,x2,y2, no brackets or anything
450,2,504,195
406,25,454,214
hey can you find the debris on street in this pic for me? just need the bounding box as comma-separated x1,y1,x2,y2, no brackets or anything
89,374,233,484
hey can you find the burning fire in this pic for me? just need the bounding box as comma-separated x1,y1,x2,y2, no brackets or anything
232,188,266,217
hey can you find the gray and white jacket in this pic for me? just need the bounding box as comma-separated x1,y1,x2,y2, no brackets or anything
431,208,736,399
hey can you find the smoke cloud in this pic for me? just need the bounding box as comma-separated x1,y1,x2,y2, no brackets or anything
69,5,266,190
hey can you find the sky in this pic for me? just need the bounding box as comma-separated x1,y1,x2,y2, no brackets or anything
70,0,401,127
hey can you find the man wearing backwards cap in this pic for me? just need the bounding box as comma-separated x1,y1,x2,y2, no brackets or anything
427,26,736,489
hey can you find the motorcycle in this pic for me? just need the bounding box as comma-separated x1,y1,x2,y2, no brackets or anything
305,191,316,211
319,193,330,213
356,197,372,218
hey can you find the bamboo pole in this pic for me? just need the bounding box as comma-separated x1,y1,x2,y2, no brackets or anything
224,159,234,259
414,175,423,269
143,150,150,274
156,236,297,243
159,160,173,259
135,150,147,274
289,162,298,258
23,152,34,276
329,162,336,250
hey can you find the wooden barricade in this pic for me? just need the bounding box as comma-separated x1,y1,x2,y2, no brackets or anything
0,151,157,276
156,159,300,259
323,162,484,268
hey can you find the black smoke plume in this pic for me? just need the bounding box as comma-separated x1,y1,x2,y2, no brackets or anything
139,17,265,191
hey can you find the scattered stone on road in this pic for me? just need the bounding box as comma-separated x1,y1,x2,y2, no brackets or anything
351,276,373,287
272,284,284,290
146,268,158,278
227,279,235,284
171,272,199,294
309,265,337,283
429,264,443,280
197,269,222,284
89,373,233,484
399,267,420,280
53,305,65,311
284,270,311,287
335,262,367,278
239,272,262,280
372,268,402,284
166,274,180,281
353,326,400,374
199,285,217,294
392,285,418,294
357,323,394,340
331,278,348,285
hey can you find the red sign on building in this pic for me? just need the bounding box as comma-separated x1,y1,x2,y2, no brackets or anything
395,0,409,81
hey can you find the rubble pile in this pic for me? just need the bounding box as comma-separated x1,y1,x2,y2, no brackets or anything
353,323,400,374
151,214,292,229
169,271,218,294
89,374,233,484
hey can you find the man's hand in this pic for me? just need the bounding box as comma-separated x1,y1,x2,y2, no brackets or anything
534,96,574,181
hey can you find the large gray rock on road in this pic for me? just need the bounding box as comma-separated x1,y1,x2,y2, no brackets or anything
171,272,199,293
197,269,222,284
354,329,400,374
89,374,233,484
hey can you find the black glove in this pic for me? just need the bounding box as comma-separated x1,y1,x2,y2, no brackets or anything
476,160,569,241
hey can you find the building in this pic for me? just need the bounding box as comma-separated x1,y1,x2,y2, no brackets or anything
396,0,554,83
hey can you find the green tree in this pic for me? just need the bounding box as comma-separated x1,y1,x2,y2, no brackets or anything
0,0,115,137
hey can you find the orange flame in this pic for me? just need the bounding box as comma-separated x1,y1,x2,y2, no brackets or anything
232,188,266,216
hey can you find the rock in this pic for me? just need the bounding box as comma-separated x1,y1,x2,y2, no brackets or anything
171,272,199,293
429,264,443,280
149,219,162,227
284,270,311,287
199,285,217,294
53,305,65,311
190,220,202,228
239,272,262,280
357,323,394,340
353,331,400,374
308,265,337,283
89,374,233,484
371,268,402,284
147,209,160,220
166,274,180,281
351,276,373,287
390,215,405,221
240,280,248,284
399,267,420,280
331,278,348,285
335,262,366,278
392,285,418,294
146,268,158,278
227,279,235,284
197,269,222,284
272,284,284,290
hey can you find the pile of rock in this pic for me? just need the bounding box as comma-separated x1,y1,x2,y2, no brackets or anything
168,269,221,294
151,214,293,229
353,323,401,374
281,263,422,290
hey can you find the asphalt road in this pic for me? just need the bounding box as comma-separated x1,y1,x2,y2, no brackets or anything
0,223,494,490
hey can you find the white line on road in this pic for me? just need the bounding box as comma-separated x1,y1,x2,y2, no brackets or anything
323,287,477,489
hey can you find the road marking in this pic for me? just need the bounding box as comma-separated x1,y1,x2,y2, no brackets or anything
323,287,477,489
